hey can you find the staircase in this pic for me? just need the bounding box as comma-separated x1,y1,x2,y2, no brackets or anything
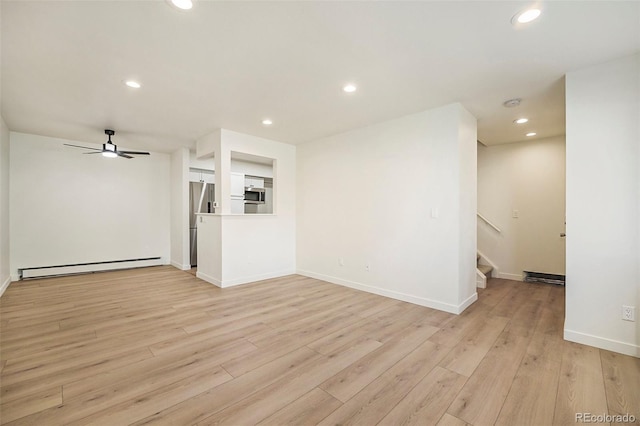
476,254,493,289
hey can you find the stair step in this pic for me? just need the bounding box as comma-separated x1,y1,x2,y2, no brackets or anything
478,264,493,277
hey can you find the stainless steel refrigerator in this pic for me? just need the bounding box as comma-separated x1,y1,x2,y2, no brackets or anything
190,181,215,267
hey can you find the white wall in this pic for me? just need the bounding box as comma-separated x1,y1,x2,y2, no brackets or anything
230,160,273,179
171,147,190,270
195,214,222,285
297,103,477,314
189,150,215,171
458,107,478,303
565,53,639,357
189,149,274,178
10,133,171,278
220,130,296,285
0,116,10,296
195,129,296,287
478,136,566,279
0,2,8,296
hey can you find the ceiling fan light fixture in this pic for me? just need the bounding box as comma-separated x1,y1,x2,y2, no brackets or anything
102,143,117,157
514,118,529,124
526,132,537,137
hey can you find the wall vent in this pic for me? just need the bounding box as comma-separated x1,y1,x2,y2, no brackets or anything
523,271,565,285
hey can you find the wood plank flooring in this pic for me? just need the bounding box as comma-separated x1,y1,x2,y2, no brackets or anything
1,266,639,425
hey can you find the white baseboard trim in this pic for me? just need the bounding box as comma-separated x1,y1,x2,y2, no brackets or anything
196,269,296,289
0,276,11,298
496,272,523,281
564,329,639,358
220,269,296,288
476,269,487,289
196,271,222,288
297,269,476,314
171,261,191,271
476,250,499,277
458,292,478,313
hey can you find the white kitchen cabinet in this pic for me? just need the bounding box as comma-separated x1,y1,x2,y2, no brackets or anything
245,176,264,189
189,169,215,184
231,198,244,214
230,172,245,214
230,172,245,197
202,171,215,184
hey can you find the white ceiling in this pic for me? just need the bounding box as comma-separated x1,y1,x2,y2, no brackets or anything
2,1,639,152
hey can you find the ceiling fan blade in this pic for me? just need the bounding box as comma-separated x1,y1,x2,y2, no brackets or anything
117,152,134,159
118,151,150,155
64,143,101,151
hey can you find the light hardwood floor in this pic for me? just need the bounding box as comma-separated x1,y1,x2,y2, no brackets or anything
0,266,638,425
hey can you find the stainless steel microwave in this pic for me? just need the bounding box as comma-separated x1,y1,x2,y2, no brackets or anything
244,188,265,204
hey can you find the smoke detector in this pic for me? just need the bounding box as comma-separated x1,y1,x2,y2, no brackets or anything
503,98,521,108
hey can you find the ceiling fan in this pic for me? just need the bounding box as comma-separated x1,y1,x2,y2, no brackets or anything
64,129,150,159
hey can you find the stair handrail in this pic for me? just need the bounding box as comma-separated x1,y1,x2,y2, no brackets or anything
477,213,501,233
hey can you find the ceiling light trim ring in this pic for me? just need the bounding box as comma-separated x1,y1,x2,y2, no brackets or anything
503,98,521,108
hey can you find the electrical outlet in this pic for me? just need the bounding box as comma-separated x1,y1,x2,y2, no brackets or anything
622,305,635,322
338,258,344,266
365,263,370,272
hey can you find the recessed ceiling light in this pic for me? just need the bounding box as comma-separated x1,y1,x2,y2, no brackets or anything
343,84,357,93
170,0,193,10
514,118,529,124
125,80,141,89
526,132,537,137
512,8,541,24
503,98,521,108
262,119,273,126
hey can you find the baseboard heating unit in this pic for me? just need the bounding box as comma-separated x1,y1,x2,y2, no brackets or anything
523,271,565,285
18,257,163,280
